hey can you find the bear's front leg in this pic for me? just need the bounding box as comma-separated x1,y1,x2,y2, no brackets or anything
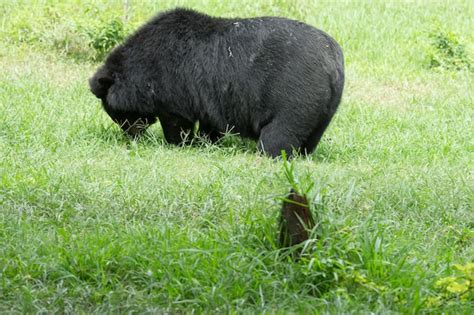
121,116,157,138
198,121,222,143
159,113,195,145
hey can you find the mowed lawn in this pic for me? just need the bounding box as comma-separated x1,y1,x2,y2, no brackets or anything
0,0,473,313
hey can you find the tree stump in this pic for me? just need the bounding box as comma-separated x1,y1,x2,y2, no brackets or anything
279,189,315,249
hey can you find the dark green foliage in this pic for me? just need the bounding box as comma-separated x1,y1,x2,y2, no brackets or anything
428,30,471,71
87,19,126,62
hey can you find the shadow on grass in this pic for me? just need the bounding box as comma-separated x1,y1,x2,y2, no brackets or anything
75,122,354,162
76,122,257,155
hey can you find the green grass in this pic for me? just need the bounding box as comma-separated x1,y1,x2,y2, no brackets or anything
1,0,473,313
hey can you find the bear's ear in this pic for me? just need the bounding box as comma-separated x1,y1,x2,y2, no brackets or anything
89,72,115,99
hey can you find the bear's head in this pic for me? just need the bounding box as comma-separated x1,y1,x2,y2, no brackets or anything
89,50,157,137
89,66,114,100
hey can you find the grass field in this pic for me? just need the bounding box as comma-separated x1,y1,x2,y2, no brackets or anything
1,0,473,313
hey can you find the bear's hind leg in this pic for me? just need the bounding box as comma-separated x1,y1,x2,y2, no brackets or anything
301,118,331,155
257,120,303,158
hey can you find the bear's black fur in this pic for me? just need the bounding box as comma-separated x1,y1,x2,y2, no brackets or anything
89,8,344,158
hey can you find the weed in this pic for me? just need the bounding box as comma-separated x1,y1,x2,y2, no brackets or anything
428,29,472,71
86,19,126,62
427,263,474,307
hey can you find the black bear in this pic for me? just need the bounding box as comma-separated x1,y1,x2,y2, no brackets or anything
89,8,344,158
